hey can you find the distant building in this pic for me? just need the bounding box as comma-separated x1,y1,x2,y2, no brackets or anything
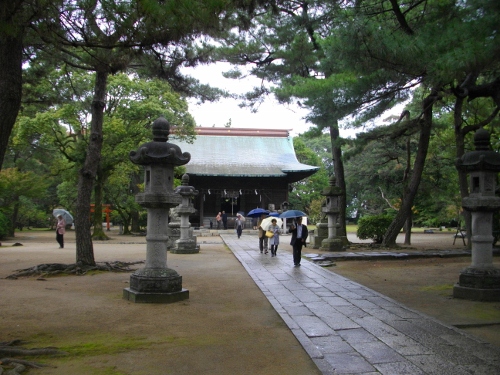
171,127,319,227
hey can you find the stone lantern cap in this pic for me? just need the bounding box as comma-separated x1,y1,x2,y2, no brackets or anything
129,117,191,166
321,175,343,197
174,174,199,197
456,128,500,173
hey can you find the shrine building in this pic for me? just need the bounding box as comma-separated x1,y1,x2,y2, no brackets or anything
171,127,319,228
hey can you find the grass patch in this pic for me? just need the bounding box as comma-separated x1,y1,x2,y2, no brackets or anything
91,367,127,375
14,227,53,233
56,334,214,358
419,284,453,294
59,336,154,357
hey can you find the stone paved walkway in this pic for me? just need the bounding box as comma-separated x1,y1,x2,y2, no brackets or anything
221,234,500,375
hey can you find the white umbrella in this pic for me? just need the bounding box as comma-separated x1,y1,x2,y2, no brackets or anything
260,217,283,231
53,209,74,225
236,213,246,222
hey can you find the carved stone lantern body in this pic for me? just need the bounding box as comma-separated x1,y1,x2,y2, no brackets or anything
454,129,500,301
123,117,191,303
319,176,346,251
171,174,200,254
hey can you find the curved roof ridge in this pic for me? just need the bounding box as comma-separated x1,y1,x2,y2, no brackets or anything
194,127,291,137
171,129,319,183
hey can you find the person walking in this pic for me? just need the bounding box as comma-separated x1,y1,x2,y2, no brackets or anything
257,214,268,254
235,214,244,238
222,211,228,230
56,214,66,249
268,218,281,257
288,216,308,266
216,212,222,229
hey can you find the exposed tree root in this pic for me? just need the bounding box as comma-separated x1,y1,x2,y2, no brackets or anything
5,261,144,279
0,340,66,374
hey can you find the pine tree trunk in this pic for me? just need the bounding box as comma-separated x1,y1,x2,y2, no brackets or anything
121,216,132,235
329,123,347,237
403,137,412,245
75,70,108,266
0,29,23,170
92,171,109,240
454,95,472,249
382,93,437,246
404,214,412,245
131,210,141,233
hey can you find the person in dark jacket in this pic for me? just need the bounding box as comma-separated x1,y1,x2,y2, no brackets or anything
222,211,228,230
288,216,308,266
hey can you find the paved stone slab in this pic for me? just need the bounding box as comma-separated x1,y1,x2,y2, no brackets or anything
323,351,376,374
374,360,427,375
222,234,500,375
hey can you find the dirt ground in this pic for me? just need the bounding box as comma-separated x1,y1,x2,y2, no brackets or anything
1,229,499,374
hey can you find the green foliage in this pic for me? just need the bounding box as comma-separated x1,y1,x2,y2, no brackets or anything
288,136,329,217
0,211,9,239
0,168,51,235
307,197,324,225
357,215,394,244
16,196,50,229
12,67,197,235
0,168,49,209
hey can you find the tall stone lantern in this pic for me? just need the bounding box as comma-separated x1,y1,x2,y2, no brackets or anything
320,176,346,251
171,174,200,254
454,128,500,301
123,117,191,303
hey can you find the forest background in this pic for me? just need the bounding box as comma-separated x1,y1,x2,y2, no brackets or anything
1,0,499,264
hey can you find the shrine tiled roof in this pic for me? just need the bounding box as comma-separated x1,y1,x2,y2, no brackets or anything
170,128,319,183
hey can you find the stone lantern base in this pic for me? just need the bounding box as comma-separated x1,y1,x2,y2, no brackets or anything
123,268,189,303
453,267,500,301
320,237,345,252
311,222,328,249
170,238,200,254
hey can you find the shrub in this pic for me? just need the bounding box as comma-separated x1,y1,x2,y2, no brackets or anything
357,215,393,244
0,211,10,239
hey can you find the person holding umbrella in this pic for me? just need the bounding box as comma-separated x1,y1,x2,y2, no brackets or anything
257,213,269,254
56,214,66,249
268,218,282,257
288,216,308,266
235,213,244,238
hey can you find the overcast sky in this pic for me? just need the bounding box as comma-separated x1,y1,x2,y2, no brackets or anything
184,63,317,137
183,63,405,138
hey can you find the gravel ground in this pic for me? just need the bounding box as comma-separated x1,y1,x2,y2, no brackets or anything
1,229,499,375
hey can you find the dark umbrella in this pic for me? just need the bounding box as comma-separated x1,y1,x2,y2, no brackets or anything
247,208,269,217
278,210,307,219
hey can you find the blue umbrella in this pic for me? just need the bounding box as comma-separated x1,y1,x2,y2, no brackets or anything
279,210,306,219
247,208,269,217
268,212,280,217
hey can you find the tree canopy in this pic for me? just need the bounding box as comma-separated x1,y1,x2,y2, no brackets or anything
215,0,500,245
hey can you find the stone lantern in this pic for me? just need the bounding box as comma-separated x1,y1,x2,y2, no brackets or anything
123,117,190,303
454,128,500,301
171,174,200,254
320,176,347,251
311,215,328,249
